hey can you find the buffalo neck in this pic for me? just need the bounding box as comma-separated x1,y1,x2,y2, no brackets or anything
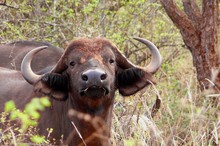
50,93,115,145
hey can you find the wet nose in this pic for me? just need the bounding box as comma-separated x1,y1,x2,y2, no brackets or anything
81,69,107,83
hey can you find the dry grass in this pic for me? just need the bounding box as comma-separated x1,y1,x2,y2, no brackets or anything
111,86,219,146
110,49,219,146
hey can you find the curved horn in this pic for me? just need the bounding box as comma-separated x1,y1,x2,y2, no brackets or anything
21,46,48,84
133,37,162,74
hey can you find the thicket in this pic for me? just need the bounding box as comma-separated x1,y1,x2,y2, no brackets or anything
0,0,219,145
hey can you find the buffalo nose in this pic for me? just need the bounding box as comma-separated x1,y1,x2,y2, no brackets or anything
81,69,107,82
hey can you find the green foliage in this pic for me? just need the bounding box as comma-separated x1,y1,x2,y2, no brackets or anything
0,0,182,49
4,100,16,112
6,97,51,130
124,139,136,146
30,135,46,144
82,0,99,14
0,97,50,145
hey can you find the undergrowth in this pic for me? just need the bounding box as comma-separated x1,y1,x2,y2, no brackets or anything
111,49,220,146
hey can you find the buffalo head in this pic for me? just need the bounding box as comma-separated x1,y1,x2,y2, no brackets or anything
21,37,161,110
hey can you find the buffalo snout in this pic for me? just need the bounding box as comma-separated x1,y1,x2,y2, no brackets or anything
81,68,107,83
80,68,110,98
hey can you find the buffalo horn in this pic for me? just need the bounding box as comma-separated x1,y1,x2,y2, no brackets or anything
133,37,162,73
115,37,162,74
21,46,48,84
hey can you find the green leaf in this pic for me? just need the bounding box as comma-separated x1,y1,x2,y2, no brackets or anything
10,110,19,120
4,100,16,112
40,97,51,107
124,139,135,146
31,135,46,144
18,143,29,146
30,111,40,119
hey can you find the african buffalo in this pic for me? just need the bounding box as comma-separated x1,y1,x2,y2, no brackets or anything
0,41,63,73
0,37,162,146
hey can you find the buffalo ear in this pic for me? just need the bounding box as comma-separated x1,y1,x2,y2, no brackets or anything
34,73,68,100
117,67,154,96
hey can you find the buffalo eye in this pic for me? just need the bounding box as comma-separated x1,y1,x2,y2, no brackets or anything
69,61,75,66
109,59,115,64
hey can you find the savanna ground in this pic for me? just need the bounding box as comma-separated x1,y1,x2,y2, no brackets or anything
0,0,219,145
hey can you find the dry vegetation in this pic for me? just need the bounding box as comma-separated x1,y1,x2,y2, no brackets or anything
112,49,219,146
0,0,219,145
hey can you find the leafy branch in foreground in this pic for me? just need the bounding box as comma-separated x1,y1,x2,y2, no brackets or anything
0,97,51,145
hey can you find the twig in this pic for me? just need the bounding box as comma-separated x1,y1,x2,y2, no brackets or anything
9,128,17,146
0,0,18,9
71,121,87,146
0,132,3,143
68,109,110,145
147,80,162,118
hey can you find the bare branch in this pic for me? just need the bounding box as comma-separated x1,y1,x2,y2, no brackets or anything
160,0,200,52
0,0,18,9
182,0,202,30
160,0,194,30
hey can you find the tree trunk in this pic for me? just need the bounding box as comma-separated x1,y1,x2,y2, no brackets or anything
160,0,220,90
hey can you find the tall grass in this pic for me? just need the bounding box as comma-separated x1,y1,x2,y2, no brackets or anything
111,49,219,146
